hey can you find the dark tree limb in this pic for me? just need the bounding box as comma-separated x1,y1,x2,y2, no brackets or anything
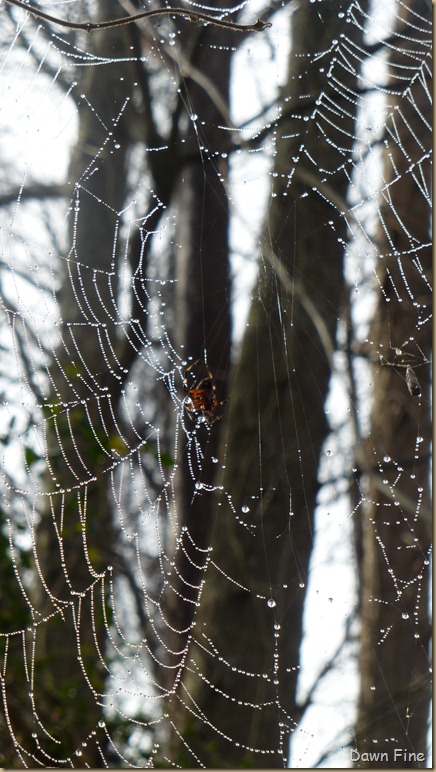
0,182,68,208
3,0,272,33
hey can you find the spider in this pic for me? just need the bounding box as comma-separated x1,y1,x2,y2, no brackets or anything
183,359,229,424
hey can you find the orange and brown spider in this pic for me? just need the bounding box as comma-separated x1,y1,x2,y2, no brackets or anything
183,359,229,425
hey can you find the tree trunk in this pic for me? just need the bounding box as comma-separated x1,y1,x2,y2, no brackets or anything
32,12,137,765
160,17,233,758
171,2,368,766
355,1,432,765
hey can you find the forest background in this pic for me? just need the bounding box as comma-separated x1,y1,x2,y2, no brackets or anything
0,0,432,767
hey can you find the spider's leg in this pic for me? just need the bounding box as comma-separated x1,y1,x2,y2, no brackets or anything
185,359,201,377
184,398,199,422
191,376,212,390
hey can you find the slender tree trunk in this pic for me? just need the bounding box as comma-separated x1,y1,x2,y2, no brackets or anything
171,3,368,766
355,1,432,765
32,12,137,765
161,18,233,758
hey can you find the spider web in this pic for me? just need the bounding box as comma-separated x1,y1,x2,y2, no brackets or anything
0,0,432,768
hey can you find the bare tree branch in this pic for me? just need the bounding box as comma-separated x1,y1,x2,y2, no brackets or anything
0,182,68,208
295,613,357,724
3,0,272,34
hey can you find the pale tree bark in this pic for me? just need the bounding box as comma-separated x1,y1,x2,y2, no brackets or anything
171,2,368,766
354,0,432,765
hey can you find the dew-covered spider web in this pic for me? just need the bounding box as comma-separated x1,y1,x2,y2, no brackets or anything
0,0,432,768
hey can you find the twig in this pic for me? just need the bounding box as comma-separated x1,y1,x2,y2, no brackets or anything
295,613,357,723
0,182,68,208
4,0,272,34
120,0,233,129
